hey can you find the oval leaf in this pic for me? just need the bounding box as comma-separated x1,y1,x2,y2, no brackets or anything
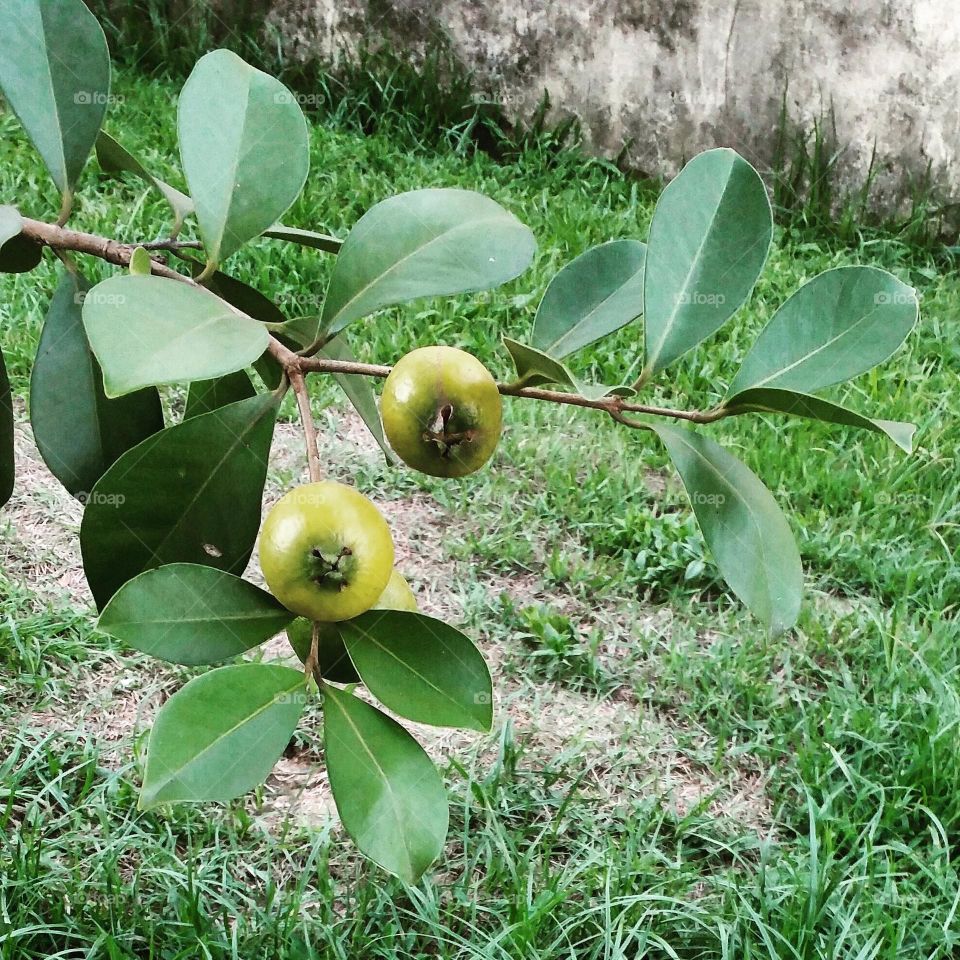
99,564,294,664
82,274,270,397
95,131,194,233
178,50,310,268
184,370,256,420
643,149,772,377
140,663,305,808
722,387,916,454
0,0,110,192
726,266,919,398
650,423,802,635
0,346,13,508
533,239,646,358
81,392,279,608
320,189,535,336
31,270,163,498
323,683,448,883
342,610,492,731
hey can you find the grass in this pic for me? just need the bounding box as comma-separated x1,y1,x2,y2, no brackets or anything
1,64,959,958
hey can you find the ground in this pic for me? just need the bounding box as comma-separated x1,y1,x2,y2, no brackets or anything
1,68,959,958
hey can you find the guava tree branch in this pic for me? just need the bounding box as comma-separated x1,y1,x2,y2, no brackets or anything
18,217,728,427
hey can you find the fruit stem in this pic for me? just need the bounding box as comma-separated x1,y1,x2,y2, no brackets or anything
304,621,322,686
289,367,323,482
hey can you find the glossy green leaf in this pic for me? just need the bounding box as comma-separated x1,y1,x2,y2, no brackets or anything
320,189,536,336
726,266,919,398
81,393,278,608
287,618,360,684
82,274,270,397
178,50,310,268
319,336,393,460
0,0,110,192
99,564,294,664
95,131,194,232
140,663,305,808
0,346,13,508
502,337,635,401
342,610,492,731
722,387,916,453
643,149,772,377
533,240,646,358
31,270,163,498
184,370,256,420
263,223,341,253
651,423,802,635
323,683,448,883
0,205,42,274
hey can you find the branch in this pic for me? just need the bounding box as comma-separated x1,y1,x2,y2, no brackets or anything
18,217,726,426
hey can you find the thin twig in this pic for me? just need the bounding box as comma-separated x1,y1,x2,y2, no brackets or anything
17,216,728,427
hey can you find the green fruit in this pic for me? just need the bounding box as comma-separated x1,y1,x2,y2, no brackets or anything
287,570,419,683
381,345,502,478
260,481,394,621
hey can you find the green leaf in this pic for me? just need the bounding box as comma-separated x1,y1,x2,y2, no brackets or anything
99,564,294,665
0,205,42,274
722,387,916,454
0,346,13,508
0,0,111,193
650,423,802,635
319,337,393,460
81,392,278,608
262,223,341,253
184,370,256,420
30,270,163,498
140,663,305,808
342,611,492,731
643,149,772,377
95,131,194,233
128,246,151,276
82,274,270,397
320,189,535,336
177,50,310,268
502,337,635,401
726,266,920,397
323,683,448,883
532,239,646,358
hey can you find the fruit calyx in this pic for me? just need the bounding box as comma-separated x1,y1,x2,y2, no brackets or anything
310,545,354,590
422,403,476,458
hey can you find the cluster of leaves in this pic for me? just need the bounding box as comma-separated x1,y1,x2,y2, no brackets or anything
0,0,919,880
